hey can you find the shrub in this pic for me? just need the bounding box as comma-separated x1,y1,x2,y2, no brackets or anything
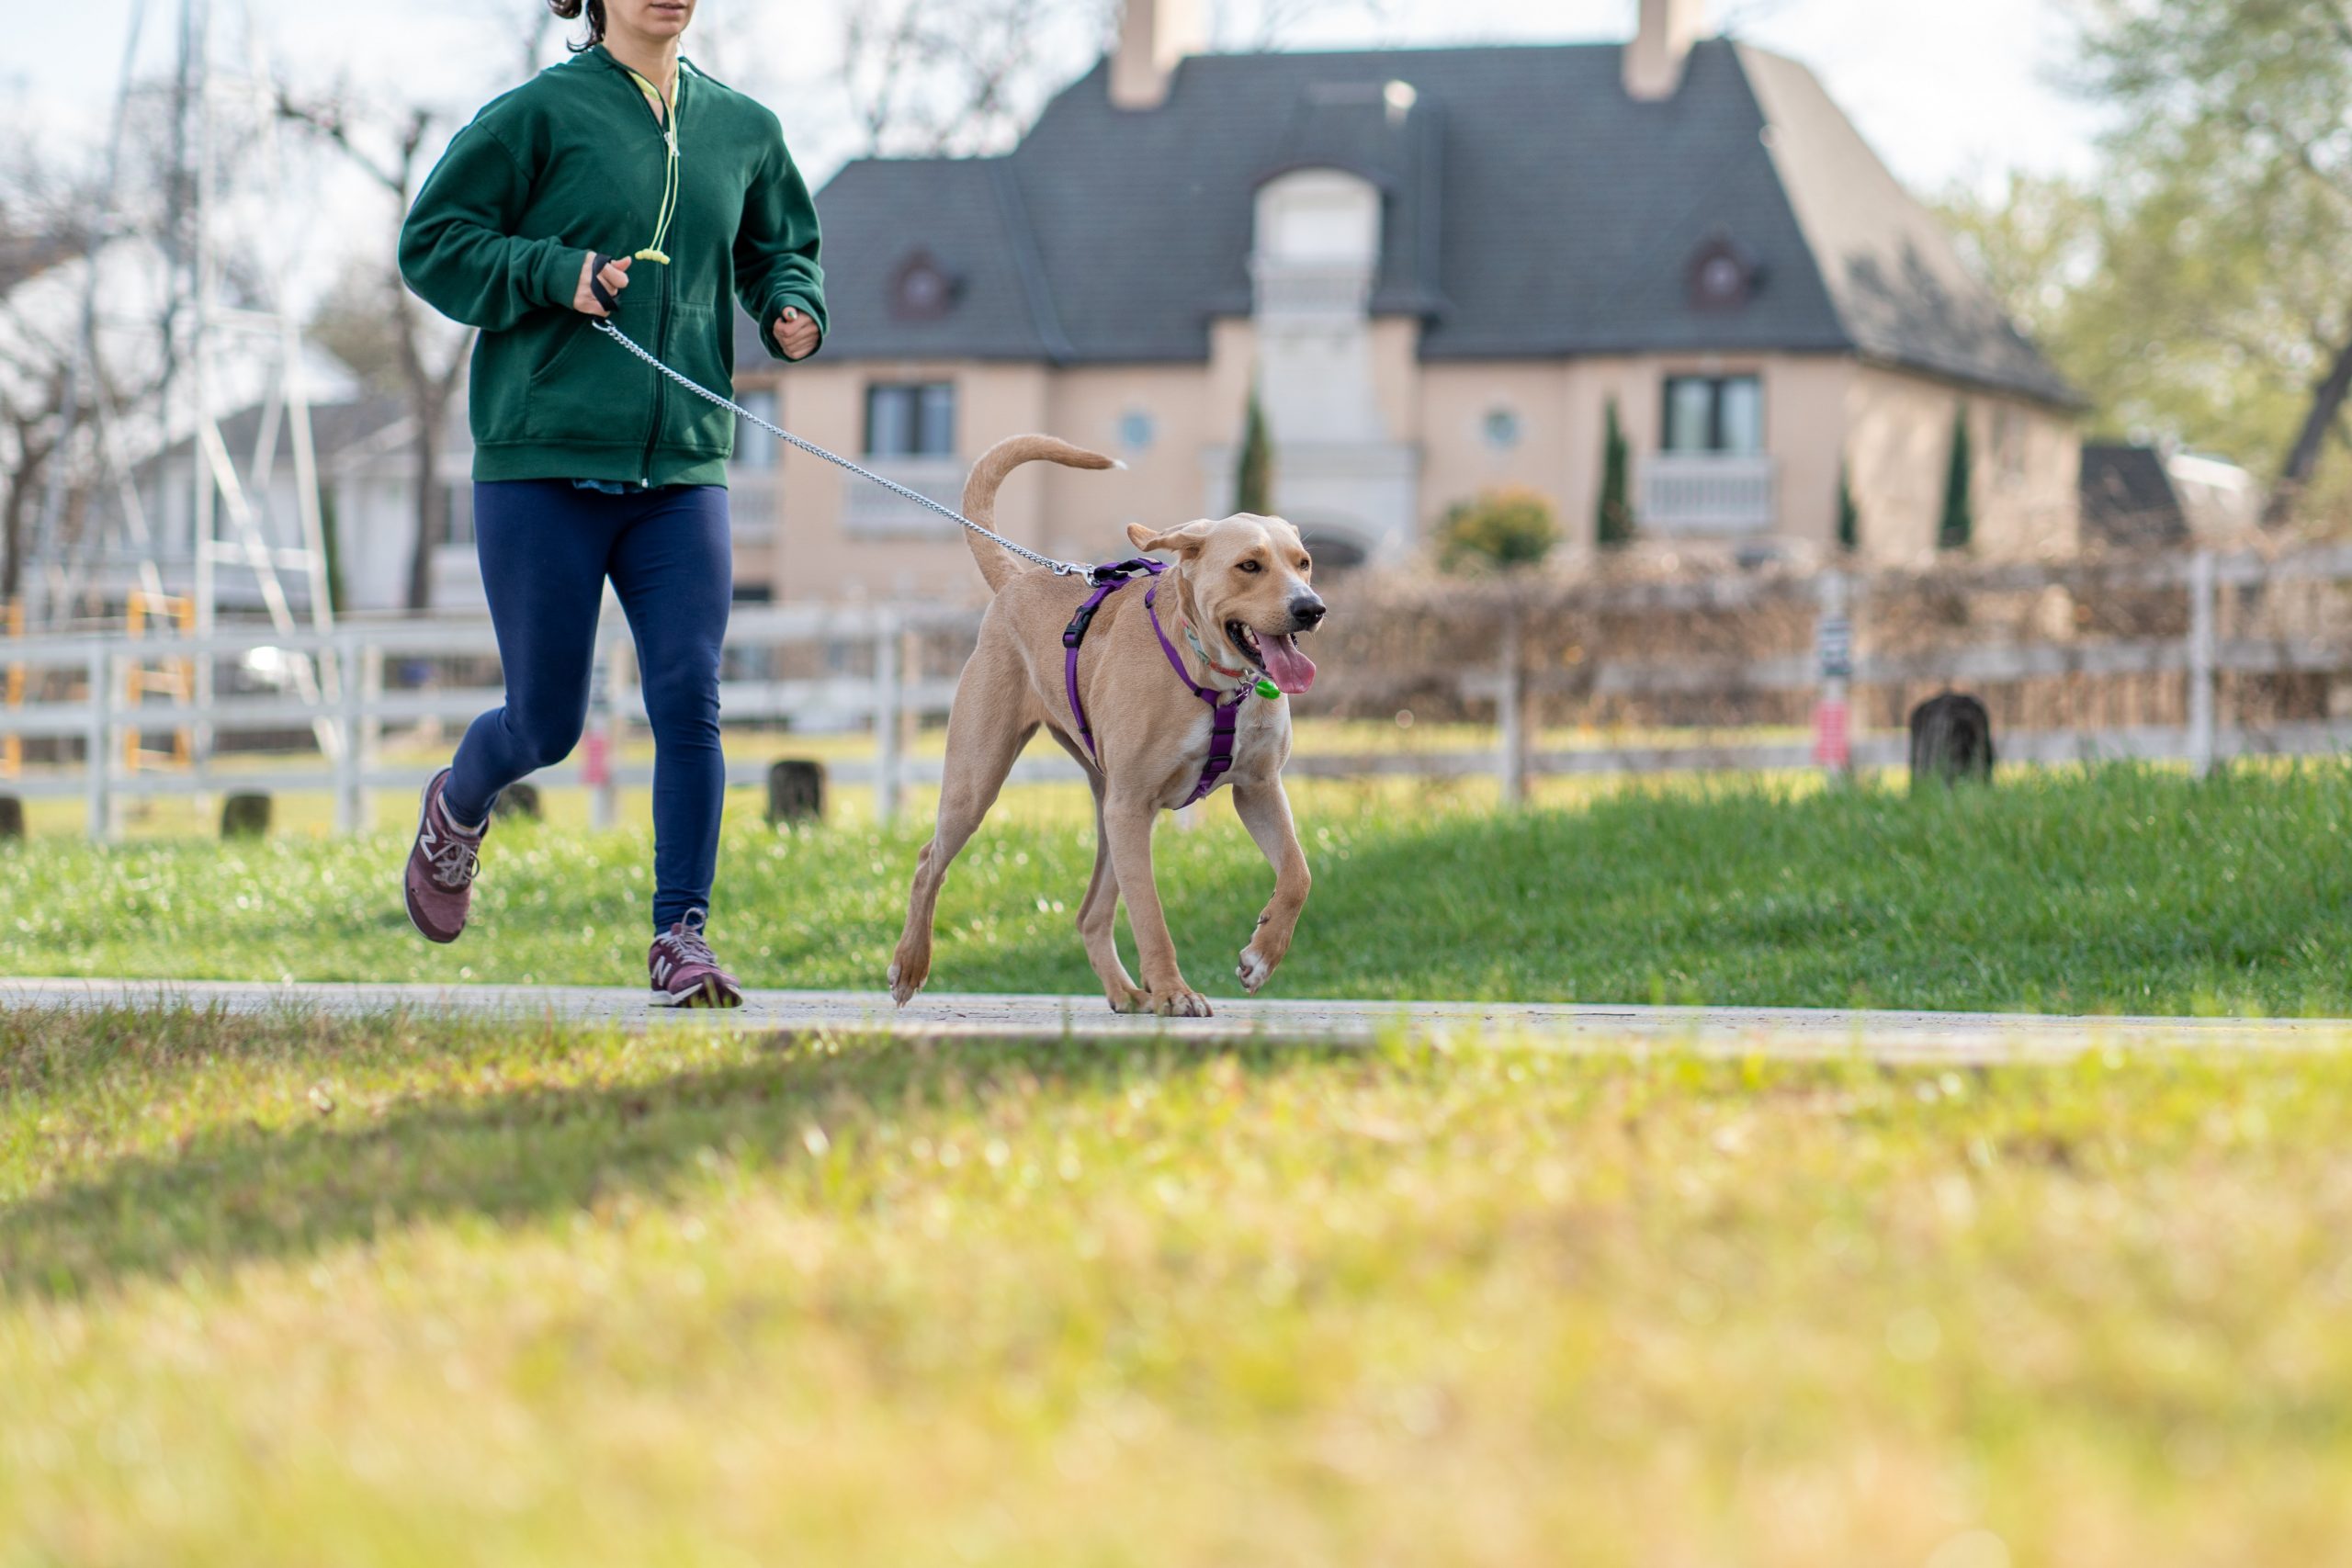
1436,487,1562,574
1597,398,1634,548
1236,391,1272,515
1939,404,1973,550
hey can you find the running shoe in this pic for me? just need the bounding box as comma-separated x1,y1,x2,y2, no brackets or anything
402,767,486,944
649,908,745,1008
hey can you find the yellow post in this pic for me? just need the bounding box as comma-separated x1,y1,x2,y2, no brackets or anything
2,598,22,778
123,592,198,773
124,594,146,771
172,596,194,766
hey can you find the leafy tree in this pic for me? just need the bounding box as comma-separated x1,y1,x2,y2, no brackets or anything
1235,390,1272,515
2074,0,2352,521
1939,405,1973,551
1595,398,1633,547
1437,488,1560,574
1944,3,2352,521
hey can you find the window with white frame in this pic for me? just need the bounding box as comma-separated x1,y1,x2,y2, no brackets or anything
1661,374,1764,455
864,382,956,458
1255,169,1381,265
1991,404,2027,485
439,481,474,547
733,388,778,470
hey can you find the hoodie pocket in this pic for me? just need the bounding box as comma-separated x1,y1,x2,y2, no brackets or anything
522,315,650,443
661,300,737,457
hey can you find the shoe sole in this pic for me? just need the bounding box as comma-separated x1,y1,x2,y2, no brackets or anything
650,977,744,1009
404,772,464,945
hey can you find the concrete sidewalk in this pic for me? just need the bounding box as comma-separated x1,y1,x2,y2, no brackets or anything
3,976,2346,1063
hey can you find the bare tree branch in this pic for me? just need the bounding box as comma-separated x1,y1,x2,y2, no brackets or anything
276,85,469,609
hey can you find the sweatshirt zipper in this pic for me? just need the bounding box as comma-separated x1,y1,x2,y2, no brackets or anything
639,267,670,486
631,65,680,486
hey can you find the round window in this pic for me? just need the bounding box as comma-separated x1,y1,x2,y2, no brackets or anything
1119,410,1157,452
1482,408,1521,450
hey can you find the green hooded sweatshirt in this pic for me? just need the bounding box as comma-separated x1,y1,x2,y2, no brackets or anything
399,48,825,489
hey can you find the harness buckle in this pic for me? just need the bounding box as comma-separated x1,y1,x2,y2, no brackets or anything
1063,602,1100,649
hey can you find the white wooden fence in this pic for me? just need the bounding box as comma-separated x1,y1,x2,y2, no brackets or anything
6,546,2352,839
0,604,978,838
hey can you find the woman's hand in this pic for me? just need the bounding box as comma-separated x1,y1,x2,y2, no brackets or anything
574,253,631,316
773,305,820,360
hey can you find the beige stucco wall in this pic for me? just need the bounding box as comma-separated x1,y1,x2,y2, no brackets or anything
1844,367,2080,561
736,347,2081,600
1042,366,1226,560
1419,351,1856,558
744,358,1053,601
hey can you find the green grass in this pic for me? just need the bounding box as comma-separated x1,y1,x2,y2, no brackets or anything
9,763,2352,1014
4,1008,2351,1564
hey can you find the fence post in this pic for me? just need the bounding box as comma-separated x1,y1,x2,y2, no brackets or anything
1496,597,1526,807
360,640,384,826
85,644,111,840
587,626,628,831
2188,547,2218,777
875,610,904,826
333,636,364,835
1812,567,1853,778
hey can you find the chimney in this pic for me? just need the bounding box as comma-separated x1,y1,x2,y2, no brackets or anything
1623,0,1705,101
1110,0,1204,110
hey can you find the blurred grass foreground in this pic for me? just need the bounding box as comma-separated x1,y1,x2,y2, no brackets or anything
3,1010,2349,1564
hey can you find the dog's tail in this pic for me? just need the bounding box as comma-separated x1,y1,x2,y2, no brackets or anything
961,434,1119,594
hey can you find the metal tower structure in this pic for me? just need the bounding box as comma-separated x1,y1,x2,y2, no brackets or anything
25,0,339,754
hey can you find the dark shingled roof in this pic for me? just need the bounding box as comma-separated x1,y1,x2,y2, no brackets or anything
751,39,2076,408
2079,442,2190,548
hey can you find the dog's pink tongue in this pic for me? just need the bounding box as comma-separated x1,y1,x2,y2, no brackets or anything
1262,634,1317,694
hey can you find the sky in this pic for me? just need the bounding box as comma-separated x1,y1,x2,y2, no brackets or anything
0,0,2107,303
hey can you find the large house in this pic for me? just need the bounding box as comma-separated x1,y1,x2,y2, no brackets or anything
730,0,2082,600
61,2,2083,619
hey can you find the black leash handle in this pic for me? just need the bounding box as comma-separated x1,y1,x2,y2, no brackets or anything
588,253,623,315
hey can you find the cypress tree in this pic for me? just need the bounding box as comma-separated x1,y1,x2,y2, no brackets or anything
1596,398,1633,548
1938,404,1973,550
1837,462,1860,553
1236,391,1272,515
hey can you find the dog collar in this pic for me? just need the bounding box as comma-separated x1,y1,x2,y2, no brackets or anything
1181,622,1254,684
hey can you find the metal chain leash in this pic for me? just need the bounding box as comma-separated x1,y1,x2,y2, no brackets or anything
592,319,1087,577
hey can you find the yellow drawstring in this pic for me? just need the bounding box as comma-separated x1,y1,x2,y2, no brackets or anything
619,63,681,265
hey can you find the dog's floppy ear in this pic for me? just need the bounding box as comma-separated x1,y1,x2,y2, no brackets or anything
1126,518,1216,557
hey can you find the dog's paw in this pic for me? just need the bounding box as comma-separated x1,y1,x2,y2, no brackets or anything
1106,981,1150,1014
1148,986,1213,1019
887,961,924,1009
1237,945,1273,994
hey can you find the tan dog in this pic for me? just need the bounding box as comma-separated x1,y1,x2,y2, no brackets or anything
888,434,1326,1017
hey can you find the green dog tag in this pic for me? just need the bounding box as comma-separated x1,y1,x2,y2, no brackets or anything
1254,678,1281,700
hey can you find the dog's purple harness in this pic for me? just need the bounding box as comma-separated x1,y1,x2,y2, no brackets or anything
1062,558,1251,807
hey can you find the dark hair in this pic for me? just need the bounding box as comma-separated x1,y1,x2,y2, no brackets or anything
548,0,606,51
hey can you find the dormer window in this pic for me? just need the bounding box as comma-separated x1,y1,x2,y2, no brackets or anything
1686,235,1761,311
1251,168,1381,319
888,250,962,322
1256,169,1381,267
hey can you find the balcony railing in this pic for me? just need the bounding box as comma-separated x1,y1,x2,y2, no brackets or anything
1640,453,1777,536
1250,259,1375,317
842,457,965,538
727,467,779,541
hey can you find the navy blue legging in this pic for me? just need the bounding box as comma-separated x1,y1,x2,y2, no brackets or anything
444,479,731,931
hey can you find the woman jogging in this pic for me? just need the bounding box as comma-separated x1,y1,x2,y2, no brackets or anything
396,0,823,1006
